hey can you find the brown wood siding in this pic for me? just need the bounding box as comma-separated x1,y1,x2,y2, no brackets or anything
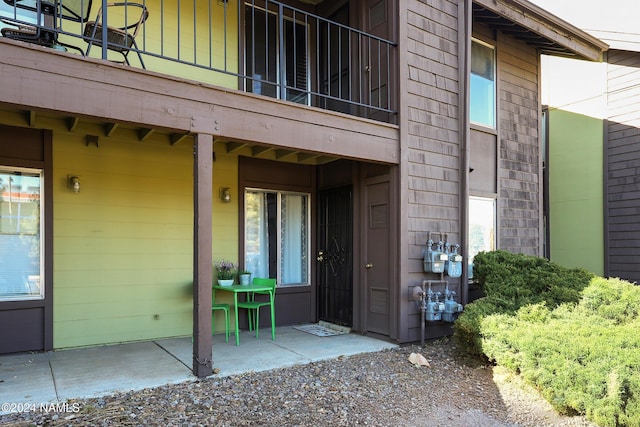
606,50,640,282
403,0,461,342
496,33,541,256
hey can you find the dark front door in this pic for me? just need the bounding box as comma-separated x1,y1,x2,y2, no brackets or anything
317,186,353,327
364,177,390,335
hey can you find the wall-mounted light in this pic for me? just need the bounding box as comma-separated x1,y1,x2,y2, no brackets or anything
220,187,231,203
68,175,80,194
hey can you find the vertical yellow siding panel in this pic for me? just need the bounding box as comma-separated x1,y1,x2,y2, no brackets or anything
53,128,196,347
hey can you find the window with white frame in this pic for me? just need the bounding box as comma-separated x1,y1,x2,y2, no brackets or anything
470,39,496,128
244,189,310,287
468,196,496,263
0,168,43,301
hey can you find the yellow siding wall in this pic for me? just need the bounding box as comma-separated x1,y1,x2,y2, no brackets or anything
44,120,239,348
79,0,239,89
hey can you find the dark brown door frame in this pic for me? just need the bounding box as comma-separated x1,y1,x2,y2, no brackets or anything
0,126,53,353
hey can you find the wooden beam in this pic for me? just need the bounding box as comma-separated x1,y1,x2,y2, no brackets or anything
297,152,320,163
28,110,36,127
252,146,272,156
192,133,213,378
105,123,119,137
170,133,189,145
0,42,400,164
225,141,247,153
138,128,154,141
315,155,339,164
85,135,99,147
67,117,80,132
275,149,296,159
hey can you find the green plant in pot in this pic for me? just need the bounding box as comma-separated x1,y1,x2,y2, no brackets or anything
214,260,237,286
238,269,251,285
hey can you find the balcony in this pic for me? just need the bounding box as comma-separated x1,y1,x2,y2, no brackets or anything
0,0,397,124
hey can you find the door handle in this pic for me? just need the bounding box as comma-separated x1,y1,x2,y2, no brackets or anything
365,263,373,269
317,251,324,262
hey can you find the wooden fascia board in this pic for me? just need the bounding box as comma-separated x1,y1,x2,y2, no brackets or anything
0,42,399,164
473,0,608,61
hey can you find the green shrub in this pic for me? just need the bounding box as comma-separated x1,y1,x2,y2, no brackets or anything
580,276,640,324
480,277,640,426
453,250,593,357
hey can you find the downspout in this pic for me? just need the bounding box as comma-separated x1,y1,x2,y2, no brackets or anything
602,50,610,278
458,0,471,304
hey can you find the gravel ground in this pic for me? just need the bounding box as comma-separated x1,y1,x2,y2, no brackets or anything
0,338,597,427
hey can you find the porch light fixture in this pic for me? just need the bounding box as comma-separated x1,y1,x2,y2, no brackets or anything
220,187,231,203
68,175,80,194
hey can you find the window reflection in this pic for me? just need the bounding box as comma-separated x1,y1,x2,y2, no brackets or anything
0,169,42,301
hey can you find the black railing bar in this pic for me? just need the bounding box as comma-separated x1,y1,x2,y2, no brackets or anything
100,0,107,61
358,32,363,105
315,16,320,107
2,3,18,20
338,24,342,99
222,0,227,71
177,0,182,61
160,0,165,57
305,12,310,103
367,37,371,108
250,0,255,92
377,40,381,108
192,0,197,64
141,0,147,52
347,28,352,102
293,10,297,96
277,3,285,100
262,0,268,91
208,0,213,69
326,22,331,99
386,42,391,110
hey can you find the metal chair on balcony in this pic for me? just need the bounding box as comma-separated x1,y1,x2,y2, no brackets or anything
83,2,148,69
1,0,85,54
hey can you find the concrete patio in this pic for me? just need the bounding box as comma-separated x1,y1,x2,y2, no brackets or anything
0,326,397,413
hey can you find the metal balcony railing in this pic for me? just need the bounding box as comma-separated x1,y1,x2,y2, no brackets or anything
0,0,397,123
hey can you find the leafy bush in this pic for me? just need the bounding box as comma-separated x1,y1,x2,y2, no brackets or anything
453,250,593,357
481,277,640,426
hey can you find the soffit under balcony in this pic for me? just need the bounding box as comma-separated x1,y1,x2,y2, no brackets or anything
0,40,399,165
473,0,608,61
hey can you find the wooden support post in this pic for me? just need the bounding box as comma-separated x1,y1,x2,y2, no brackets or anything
193,133,213,378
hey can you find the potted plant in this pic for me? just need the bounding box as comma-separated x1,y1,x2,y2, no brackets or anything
238,269,251,285
214,260,237,286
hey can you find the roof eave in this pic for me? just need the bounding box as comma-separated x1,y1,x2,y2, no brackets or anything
473,0,609,61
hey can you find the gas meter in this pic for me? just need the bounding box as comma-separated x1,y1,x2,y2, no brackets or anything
446,244,463,278
424,239,448,273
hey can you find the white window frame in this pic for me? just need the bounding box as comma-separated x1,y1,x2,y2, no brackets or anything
468,196,496,263
244,188,311,287
0,166,44,301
